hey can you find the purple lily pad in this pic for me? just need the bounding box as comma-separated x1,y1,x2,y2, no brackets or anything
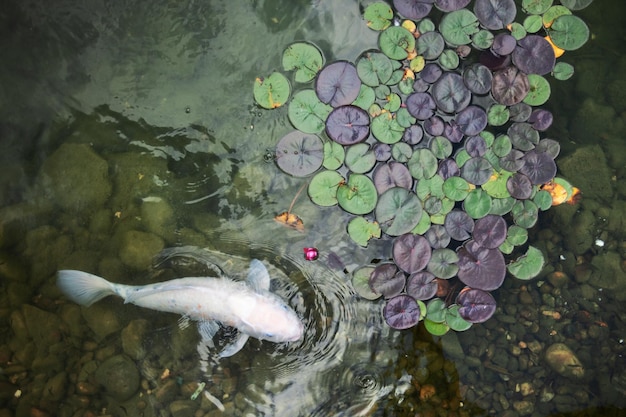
326,105,370,145
473,214,507,249
406,271,438,300
444,210,474,241
438,158,460,179
383,294,421,329
463,63,493,95
425,225,451,249
373,162,413,194
316,61,362,107
461,156,493,185
474,0,516,30
421,63,443,84
369,263,406,298
456,287,497,323
403,125,424,145
528,109,553,131
275,131,324,177
456,106,487,136
457,240,506,291
444,122,464,143
519,150,557,185
424,116,445,136
432,72,471,114
508,122,539,151
499,149,524,172
393,233,432,274
506,172,533,199
465,135,487,157
492,66,529,106
491,33,516,56
406,92,437,120
413,78,430,93
435,0,471,12
393,0,435,20
512,35,556,75
535,139,560,159
509,102,532,122
373,143,392,161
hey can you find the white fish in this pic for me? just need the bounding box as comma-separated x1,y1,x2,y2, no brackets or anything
57,259,304,358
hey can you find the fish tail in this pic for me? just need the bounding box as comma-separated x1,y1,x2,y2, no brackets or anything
57,270,118,306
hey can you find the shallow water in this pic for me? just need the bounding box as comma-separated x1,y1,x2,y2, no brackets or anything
1,0,625,416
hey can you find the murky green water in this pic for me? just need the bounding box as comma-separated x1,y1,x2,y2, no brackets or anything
1,0,625,416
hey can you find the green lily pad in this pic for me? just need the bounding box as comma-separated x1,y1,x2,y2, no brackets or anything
253,72,290,109
352,265,380,300
337,174,378,215
522,0,553,15
553,62,575,80
363,2,394,31
489,196,516,215
509,22,528,39
323,141,345,170
523,15,543,33
426,298,447,323
512,200,539,228
384,93,402,112
463,188,492,219
560,0,593,10
488,104,510,127
440,9,480,46
282,42,324,83
472,29,494,50
353,85,377,110
348,216,382,247
345,143,376,174
492,134,512,157
357,51,393,87
379,26,415,60
482,170,512,199
507,245,545,280
534,189,553,210
427,248,459,279
542,5,571,27
308,170,344,206
549,15,589,51
416,174,445,200
408,149,438,180
523,74,551,106
375,187,423,236
392,142,413,163
443,177,471,201
424,319,450,336
430,136,453,159
506,224,528,246
371,112,405,144
446,304,472,331
288,90,332,134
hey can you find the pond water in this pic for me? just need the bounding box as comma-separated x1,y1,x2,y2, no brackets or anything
0,0,625,416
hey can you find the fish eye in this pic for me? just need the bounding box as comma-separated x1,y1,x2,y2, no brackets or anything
264,332,274,339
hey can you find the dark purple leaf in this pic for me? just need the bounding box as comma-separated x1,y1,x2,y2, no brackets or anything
420,63,443,84
373,162,413,194
406,271,438,300
474,0,516,30
383,294,421,329
393,233,432,274
528,109,553,131
479,50,511,71
406,92,437,120
535,138,560,159
492,66,529,106
444,122,464,143
465,135,487,157
444,210,474,241
512,35,556,75
326,105,370,145
373,143,392,161
424,116,445,136
393,0,435,20
463,63,493,95
461,156,493,185
369,263,406,298
435,0,471,12
413,78,430,93
506,172,533,199
432,72,471,114
438,158,460,179
491,33,516,56
519,150,557,184
315,61,362,107
275,131,324,177
508,122,539,151
509,102,532,122
456,287,497,323
457,240,506,291
455,106,487,136
403,125,424,145
473,214,507,249
499,149,524,172
425,225,451,249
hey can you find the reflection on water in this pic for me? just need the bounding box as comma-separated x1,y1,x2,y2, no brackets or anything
1,0,626,416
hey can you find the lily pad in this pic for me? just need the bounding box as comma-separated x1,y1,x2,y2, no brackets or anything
373,162,413,194
316,61,362,107
406,92,437,120
443,176,471,201
288,90,332,134
384,294,421,329
440,9,480,46
275,131,324,177
519,150,557,184
444,209,474,240
432,72,471,114
446,304,473,331
406,271,438,300
473,214,507,249
457,241,506,291
337,174,378,215
282,42,324,83
376,187,423,236
254,72,291,109
548,15,589,51
424,319,450,336
512,35,556,75
379,26,415,60
492,66,530,106
456,106,487,136
369,263,405,298
364,2,394,31
352,265,380,300
393,0,434,20
308,170,344,206
326,105,370,145
507,245,545,279
553,61,574,80
372,112,405,144
463,188,492,219
408,148,438,180
345,143,376,174
348,216,382,247
474,0,516,30
356,51,394,87
463,63,493,95
456,287,497,323
417,31,445,60
323,141,345,170
523,74,551,106
393,233,432,273
427,248,459,278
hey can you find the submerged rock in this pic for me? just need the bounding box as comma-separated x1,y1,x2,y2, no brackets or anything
119,230,164,270
544,343,584,378
95,354,140,401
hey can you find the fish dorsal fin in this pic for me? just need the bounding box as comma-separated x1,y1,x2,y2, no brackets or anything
247,259,270,292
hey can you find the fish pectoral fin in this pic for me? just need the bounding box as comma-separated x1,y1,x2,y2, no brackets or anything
247,259,271,292
197,320,220,349
218,333,250,358
178,315,192,330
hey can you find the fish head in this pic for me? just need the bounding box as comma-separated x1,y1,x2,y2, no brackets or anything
237,293,304,343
